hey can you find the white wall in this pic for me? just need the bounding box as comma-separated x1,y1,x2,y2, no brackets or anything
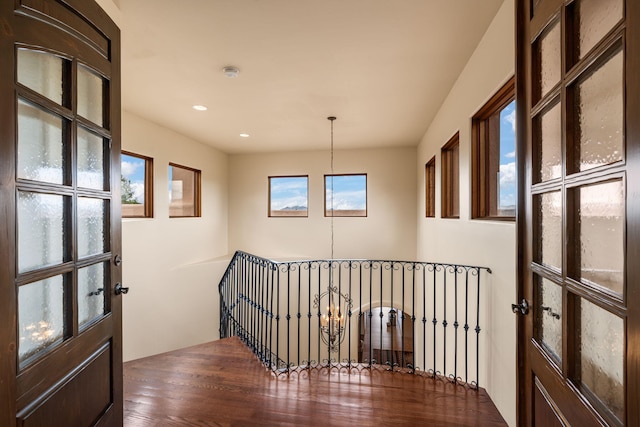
416,1,516,425
228,147,417,261
121,111,229,361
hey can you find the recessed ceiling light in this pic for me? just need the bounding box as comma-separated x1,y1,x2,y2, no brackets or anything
192,105,208,111
222,66,240,78
239,133,250,138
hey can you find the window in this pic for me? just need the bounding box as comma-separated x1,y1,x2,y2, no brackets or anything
425,157,436,217
472,77,516,219
121,151,153,218
169,163,201,217
268,176,308,217
441,133,460,218
324,174,367,217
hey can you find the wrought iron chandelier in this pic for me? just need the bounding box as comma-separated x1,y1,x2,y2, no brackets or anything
313,116,352,352
314,285,351,352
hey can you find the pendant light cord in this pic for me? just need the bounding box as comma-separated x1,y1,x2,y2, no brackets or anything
328,116,336,262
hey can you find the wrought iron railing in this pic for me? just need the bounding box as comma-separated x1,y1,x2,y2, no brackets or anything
219,250,492,388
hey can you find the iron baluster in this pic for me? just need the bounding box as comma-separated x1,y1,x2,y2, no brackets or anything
269,263,275,369
432,265,437,377
475,267,482,389
422,265,427,374
307,261,312,368
464,268,470,384
453,266,459,383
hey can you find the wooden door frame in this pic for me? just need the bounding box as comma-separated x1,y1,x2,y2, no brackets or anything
515,0,529,423
516,0,640,425
626,0,640,425
0,1,18,423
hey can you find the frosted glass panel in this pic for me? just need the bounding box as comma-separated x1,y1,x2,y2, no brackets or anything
18,99,64,184
18,192,65,273
539,22,561,98
18,275,65,368
536,102,562,182
17,49,64,104
77,65,104,126
77,127,106,190
577,180,624,294
536,191,562,269
536,276,562,363
78,262,106,329
579,299,624,422
575,49,624,172
78,197,106,258
576,0,623,59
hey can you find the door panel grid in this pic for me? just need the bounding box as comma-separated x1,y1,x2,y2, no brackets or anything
518,0,637,425
0,1,122,425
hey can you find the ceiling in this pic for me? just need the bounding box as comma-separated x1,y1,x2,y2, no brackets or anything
119,0,505,154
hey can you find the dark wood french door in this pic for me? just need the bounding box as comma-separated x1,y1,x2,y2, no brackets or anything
0,1,122,425
516,0,639,425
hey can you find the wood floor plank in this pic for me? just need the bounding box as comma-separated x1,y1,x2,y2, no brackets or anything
124,337,506,426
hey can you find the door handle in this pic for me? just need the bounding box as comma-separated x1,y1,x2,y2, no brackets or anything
88,287,104,297
114,283,129,295
511,299,529,315
541,305,560,319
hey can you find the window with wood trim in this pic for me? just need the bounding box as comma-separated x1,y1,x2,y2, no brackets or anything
472,77,516,219
268,175,308,217
324,174,367,217
168,163,201,218
441,133,460,218
121,151,153,218
425,157,436,217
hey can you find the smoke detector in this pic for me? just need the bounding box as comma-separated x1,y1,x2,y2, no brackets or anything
222,66,240,78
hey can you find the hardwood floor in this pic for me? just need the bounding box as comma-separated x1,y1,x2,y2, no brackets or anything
123,337,506,426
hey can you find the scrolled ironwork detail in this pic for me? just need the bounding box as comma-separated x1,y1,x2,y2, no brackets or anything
218,250,491,389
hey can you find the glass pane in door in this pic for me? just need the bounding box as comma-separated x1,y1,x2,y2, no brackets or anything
538,21,561,99
78,197,106,258
535,276,563,363
18,191,67,273
575,0,623,60
17,99,65,184
574,180,624,294
535,191,562,270
77,126,106,190
77,65,104,126
535,101,562,182
78,262,107,329
573,48,624,172
18,275,65,368
17,48,65,105
577,298,624,422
